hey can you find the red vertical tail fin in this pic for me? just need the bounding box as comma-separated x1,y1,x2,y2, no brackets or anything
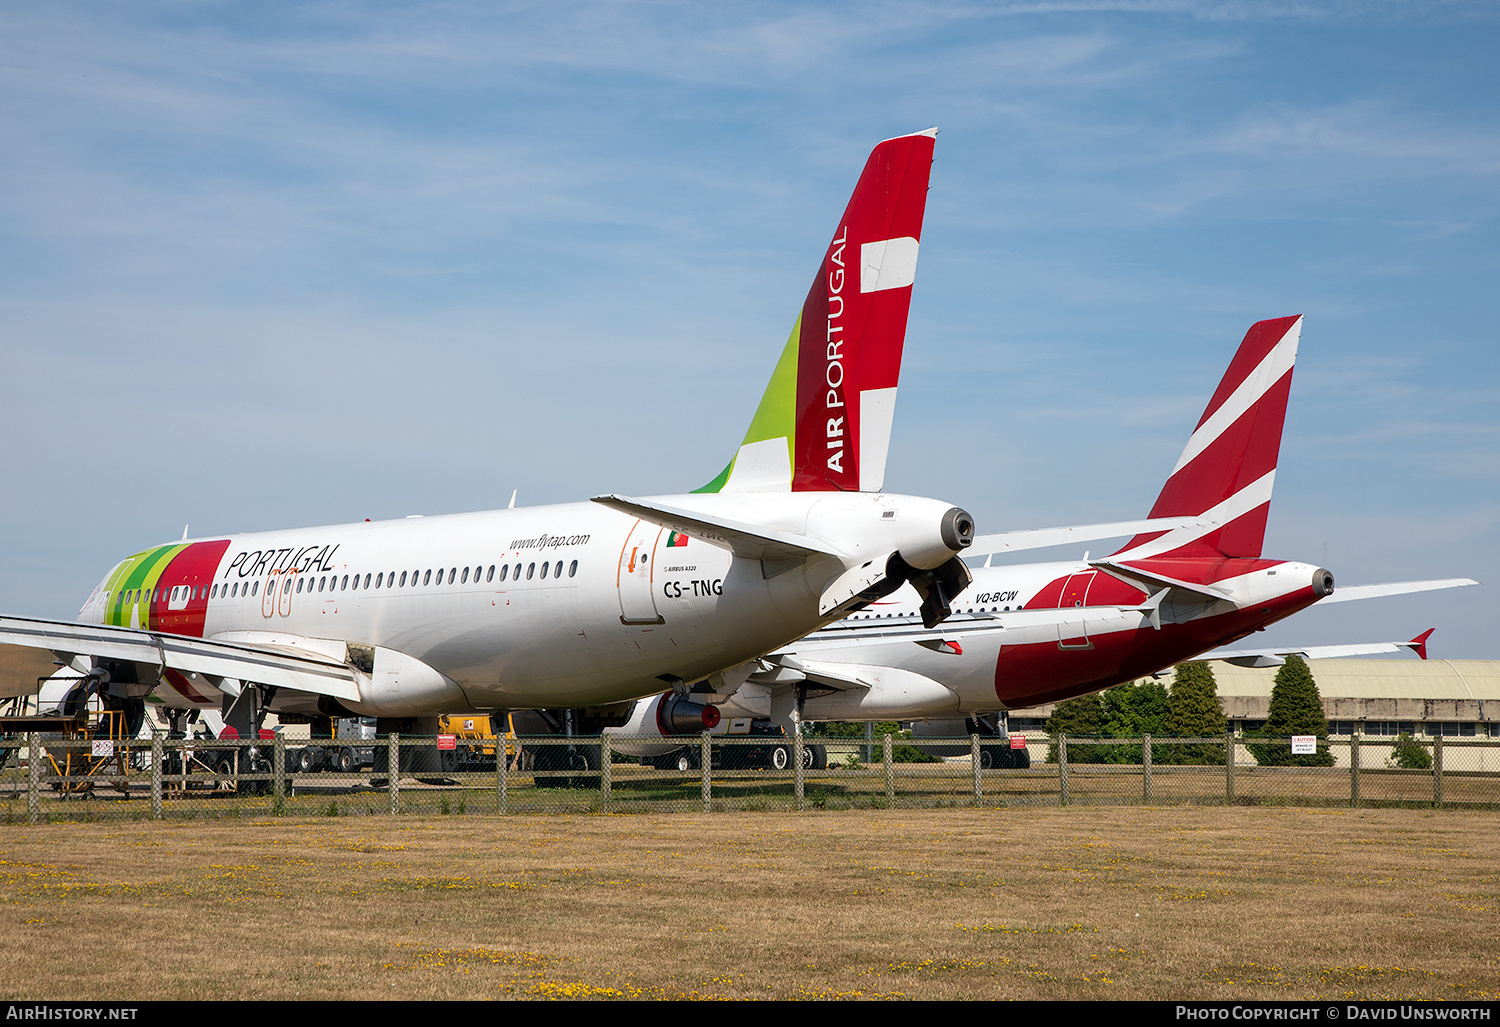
696,130,937,494
1114,316,1302,560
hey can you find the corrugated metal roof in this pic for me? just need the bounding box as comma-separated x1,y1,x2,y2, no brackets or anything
1203,660,1500,701
1008,659,1500,718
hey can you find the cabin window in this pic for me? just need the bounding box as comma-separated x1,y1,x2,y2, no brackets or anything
527,563,535,580
569,560,577,578
448,568,456,584
461,567,469,584
499,564,508,582
539,562,549,579
554,560,563,579
422,570,431,586
398,571,406,587
486,565,495,583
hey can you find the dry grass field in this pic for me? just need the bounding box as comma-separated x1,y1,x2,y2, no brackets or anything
0,806,1495,1001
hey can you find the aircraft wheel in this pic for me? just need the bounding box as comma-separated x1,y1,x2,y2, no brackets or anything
770,745,789,771
675,751,693,773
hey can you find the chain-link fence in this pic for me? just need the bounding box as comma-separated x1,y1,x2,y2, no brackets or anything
1,731,1497,822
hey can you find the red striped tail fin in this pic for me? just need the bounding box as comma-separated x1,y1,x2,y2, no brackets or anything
1114,316,1302,560
695,130,937,494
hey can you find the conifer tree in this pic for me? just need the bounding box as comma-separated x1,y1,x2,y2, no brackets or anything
1161,662,1226,765
1250,654,1335,767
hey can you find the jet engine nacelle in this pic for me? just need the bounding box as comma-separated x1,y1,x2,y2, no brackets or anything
804,494,974,572
608,692,723,758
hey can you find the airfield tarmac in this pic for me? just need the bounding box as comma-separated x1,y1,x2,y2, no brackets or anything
0,807,1494,1001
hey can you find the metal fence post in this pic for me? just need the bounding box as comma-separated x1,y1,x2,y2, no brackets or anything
971,734,982,805
152,734,164,820
1225,727,1235,804
1433,732,1444,807
273,732,286,814
1142,733,1153,803
794,728,805,812
1058,734,1070,806
27,733,40,824
883,733,894,804
497,735,508,815
701,732,712,813
1350,733,1360,808
389,733,400,815
600,737,611,814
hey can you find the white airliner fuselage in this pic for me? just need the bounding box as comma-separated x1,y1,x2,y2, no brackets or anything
72,491,970,718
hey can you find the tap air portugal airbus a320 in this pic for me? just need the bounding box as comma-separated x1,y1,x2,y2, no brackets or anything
1,129,1004,742
615,315,1478,758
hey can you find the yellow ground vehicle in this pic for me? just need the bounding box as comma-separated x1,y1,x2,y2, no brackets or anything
436,713,519,771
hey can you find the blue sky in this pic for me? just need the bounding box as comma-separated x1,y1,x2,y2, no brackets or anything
2,1,1495,658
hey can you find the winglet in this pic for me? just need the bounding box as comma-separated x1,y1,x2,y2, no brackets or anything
1405,629,1435,661
696,131,937,495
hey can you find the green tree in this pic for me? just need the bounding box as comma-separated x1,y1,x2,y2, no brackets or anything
1159,662,1227,765
1098,681,1170,763
1044,693,1106,763
1248,655,1335,767
1388,732,1432,770
1044,683,1169,764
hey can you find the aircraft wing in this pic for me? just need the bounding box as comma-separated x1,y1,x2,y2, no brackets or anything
967,517,1204,559
1200,630,1436,668
1318,578,1479,604
0,614,362,702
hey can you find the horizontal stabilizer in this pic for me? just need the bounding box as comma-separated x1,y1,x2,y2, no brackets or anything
1203,630,1437,667
1088,559,1233,603
590,494,845,563
0,615,362,702
1318,578,1479,605
967,517,1204,558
